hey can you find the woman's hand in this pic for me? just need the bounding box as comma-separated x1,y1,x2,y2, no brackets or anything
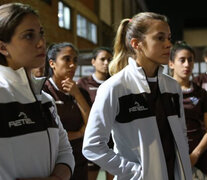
61,77,80,97
62,77,90,125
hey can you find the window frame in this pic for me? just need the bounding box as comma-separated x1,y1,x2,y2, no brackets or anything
77,14,97,44
58,1,71,30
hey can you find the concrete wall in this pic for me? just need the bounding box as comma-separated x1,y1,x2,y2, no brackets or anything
113,0,123,30
99,0,112,25
0,0,98,50
184,28,207,47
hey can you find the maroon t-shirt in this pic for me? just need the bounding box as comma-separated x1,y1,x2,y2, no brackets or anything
183,82,207,153
193,73,207,91
77,75,103,104
78,75,114,149
43,80,89,180
43,80,90,131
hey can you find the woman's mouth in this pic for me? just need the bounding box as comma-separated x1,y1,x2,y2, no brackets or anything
36,53,46,58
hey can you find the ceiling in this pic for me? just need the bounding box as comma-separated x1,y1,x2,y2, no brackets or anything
137,0,207,42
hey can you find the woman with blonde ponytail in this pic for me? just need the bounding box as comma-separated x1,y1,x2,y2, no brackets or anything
83,12,192,180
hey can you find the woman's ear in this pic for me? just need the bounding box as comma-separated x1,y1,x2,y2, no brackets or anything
130,38,139,50
0,41,9,56
168,60,174,70
91,58,96,67
49,59,55,69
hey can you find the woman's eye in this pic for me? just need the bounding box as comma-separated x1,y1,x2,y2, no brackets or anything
24,33,34,40
40,30,45,37
158,36,165,41
74,57,78,63
188,58,193,63
179,59,185,63
65,57,70,61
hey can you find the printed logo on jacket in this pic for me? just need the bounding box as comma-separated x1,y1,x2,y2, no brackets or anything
116,93,180,123
0,101,58,137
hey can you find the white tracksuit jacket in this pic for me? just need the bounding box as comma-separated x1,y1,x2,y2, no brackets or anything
0,65,75,180
83,58,192,180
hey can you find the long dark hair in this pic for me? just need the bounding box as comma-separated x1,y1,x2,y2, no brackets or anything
45,42,79,77
170,41,195,62
92,47,113,59
0,3,38,65
169,41,195,76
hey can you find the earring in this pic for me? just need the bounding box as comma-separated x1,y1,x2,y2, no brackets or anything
5,52,8,56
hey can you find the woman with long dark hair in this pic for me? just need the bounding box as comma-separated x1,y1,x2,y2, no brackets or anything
169,41,207,178
44,42,91,180
0,3,74,180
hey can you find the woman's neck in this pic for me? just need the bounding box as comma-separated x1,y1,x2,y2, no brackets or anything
52,76,63,91
173,75,191,89
181,82,191,90
94,71,108,81
136,58,159,77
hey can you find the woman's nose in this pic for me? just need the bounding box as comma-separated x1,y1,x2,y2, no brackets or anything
37,36,45,49
166,39,172,48
69,62,76,68
184,60,190,66
104,60,109,65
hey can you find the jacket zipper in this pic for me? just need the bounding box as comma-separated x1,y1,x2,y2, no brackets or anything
25,70,53,173
154,74,186,180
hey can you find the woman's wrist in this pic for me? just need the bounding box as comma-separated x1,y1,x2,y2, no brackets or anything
192,149,201,158
74,91,82,100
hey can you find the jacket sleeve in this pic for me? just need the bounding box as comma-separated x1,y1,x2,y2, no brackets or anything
52,100,75,173
82,83,141,179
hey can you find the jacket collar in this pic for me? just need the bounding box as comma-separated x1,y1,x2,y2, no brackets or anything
127,57,165,93
128,57,164,80
0,65,46,94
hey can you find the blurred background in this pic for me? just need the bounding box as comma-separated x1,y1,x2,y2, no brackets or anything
1,0,207,79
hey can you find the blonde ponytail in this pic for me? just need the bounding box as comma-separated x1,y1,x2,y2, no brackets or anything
109,12,168,76
109,19,130,75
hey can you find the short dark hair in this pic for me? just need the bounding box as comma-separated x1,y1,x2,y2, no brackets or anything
92,47,113,59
